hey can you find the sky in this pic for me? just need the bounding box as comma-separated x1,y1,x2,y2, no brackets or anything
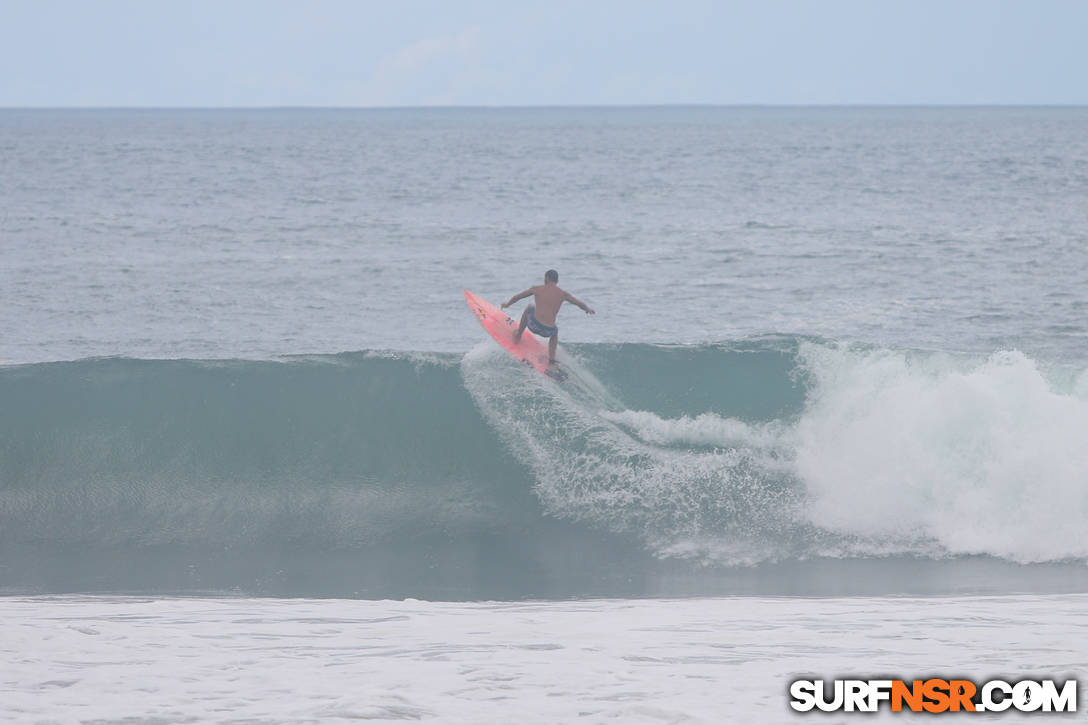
1,0,1086,107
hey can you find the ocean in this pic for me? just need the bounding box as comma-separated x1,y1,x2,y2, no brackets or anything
2,107,1087,721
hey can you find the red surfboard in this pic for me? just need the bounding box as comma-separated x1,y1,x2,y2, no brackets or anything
464,290,566,381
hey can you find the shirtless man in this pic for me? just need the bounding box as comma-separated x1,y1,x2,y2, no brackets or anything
502,269,594,363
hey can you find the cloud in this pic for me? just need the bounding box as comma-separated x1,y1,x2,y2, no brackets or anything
361,27,485,105
379,26,481,75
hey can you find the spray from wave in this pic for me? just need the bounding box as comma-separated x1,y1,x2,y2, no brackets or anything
461,340,1088,565
460,343,805,565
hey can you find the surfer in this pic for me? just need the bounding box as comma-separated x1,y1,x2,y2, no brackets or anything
502,269,594,363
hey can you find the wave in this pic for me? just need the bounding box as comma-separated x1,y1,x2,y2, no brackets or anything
795,345,1088,563
2,338,1087,595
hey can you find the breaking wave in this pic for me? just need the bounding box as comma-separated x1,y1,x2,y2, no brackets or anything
2,337,1086,596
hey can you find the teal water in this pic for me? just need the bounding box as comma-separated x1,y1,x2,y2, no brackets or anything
3,339,1087,597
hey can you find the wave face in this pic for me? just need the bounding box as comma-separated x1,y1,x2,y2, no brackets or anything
2,339,1087,597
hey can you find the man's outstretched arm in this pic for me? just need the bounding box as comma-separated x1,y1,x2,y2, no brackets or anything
565,292,595,315
502,288,534,309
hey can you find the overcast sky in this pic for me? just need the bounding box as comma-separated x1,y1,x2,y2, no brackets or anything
2,0,1085,107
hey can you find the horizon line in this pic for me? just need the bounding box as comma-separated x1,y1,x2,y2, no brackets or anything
2,103,1087,111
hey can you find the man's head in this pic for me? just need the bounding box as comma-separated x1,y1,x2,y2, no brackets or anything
545,269,559,284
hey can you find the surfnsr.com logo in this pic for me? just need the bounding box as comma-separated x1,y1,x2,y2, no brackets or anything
789,678,1077,713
